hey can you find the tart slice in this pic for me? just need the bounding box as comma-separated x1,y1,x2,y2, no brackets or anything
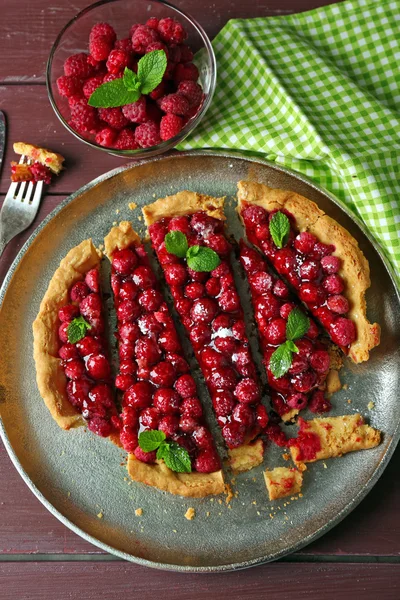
104,222,224,497
239,241,332,421
33,240,120,441
237,181,380,363
143,192,266,471
264,467,303,500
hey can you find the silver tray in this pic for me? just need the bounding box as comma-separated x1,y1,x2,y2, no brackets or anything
0,151,399,572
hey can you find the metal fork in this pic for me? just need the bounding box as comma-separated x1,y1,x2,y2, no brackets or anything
0,155,44,257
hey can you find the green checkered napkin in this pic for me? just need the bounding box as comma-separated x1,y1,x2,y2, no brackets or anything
180,0,400,284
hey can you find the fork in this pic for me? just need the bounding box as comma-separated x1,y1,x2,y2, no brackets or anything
0,155,44,257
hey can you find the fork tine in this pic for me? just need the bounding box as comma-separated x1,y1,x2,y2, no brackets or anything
19,154,26,164
24,181,35,204
30,180,43,208
16,181,28,201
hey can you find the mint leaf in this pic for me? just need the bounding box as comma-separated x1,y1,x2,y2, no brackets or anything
269,211,290,248
123,67,140,92
88,78,140,108
286,340,299,353
286,307,310,341
165,231,188,258
67,315,91,344
269,341,293,379
186,246,220,272
138,430,166,452
137,50,167,95
156,444,168,461
162,441,192,473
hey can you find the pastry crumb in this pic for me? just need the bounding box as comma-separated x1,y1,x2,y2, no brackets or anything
138,215,142,221
217,499,222,505
252,501,257,505
343,383,349,390
257,511,261,516
323,462,328,469
347,399,352,404
206,511,210,517
115,209,120,214
128,202,137,210
225,484,234,504
152,193,156,198
299,493,303,498
97,512,103,519
368,401,375,410
282,453,290,461
112,221,117,226
67,491,71,498
185,507,195,521
135,508,143,516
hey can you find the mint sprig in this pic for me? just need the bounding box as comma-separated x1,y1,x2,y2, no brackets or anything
67,315,92,344
88,50,167,108
269,308,310,379
138,430,192,473
163,231,220,273
269,211,290,249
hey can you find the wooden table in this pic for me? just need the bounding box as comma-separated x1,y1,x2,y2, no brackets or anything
1,0,399,597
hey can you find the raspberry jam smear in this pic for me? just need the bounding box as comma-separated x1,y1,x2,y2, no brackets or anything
110,242,221,474
240,204,357,351
58,267,119,438
148,212,267,450
289,418,322,461
239,242,331,418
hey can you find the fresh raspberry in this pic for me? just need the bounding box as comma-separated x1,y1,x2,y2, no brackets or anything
322,274,345,295
309,390,331,414
163,60,177,81
234,378,260,404
300,259,320,281
288,354,308,375
134,446,157,464
90,36,113,61
138,289,163,312
150,362,176,387
59,343,79,361
159,93,190,116
86,354,111,380
321,255,341,274
190,298,218,323
189,324,211,347
287,393,308,410
149,81,167,100
168,46,181,63
114,37,132,53
330,317,356,347
114,128,139,150
29,163,52,184
146,17,160,30
313,242,335,257
67,94,85,107
146,102,163,123
158,17,187,45
158,415,179,437
133,266,156,289
117,300,141,323
95,126,117,147
327,294,349,314
98,107,129,130
292,370,317,393
58,304,80,323
124,381,153,409
82,75,104,99
70,99,99,133
87,55,103,70
120,426,138,452
206,233,231,256
112,247,138,274
64,53,93,78
131,25,160,53
294,232,317,254
57,75,82,98
181,397,203,419
175,374,196,398
134,120,161,148
145,41,168,55
103,72,123,83
154,388,180,414
174,63,199,83
106,49,130,74
179,45,194,62
222,421,245,448
195,449,220,473
122,96,147,123
177,80,203,107
309,350,330,374
218,289,240,313
90,23,116,43
159,114,183,141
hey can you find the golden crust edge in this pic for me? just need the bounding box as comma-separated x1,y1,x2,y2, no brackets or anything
32,239,101,430
104,221,141,257
142,191,226,226
227,438,264,474
237,180,380,363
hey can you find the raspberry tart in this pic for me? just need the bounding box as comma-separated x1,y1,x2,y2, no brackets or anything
11,142,64,184
143,192,265,472
33,240,119,441
104,222,224,497
237,181,380,363
239,240,332,421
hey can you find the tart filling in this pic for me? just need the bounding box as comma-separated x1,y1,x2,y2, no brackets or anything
239,241,331,420
143,192,267,468
104,222,224,496
237,181,380,363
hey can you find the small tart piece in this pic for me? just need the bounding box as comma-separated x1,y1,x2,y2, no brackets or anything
228,439,264,474
264,467,303,500
143,192,267,470
290,414,381,467
33,240,119,440
13,142,65,174
239,241,332,420
237,180,380,363
105,222,224,497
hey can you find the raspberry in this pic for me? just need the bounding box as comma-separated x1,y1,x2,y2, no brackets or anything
124,381,153,409
309,350,330,373
119,322,141,343
195,449,220,473
209,367,237,392
292,370,317,393
287,393,308,410
294,232,317,254
193,426,213,450
86,354,110,380
160,114,183,141
327,294,349,314
103,72,122,83
119,281,138,301
190,298,218,323
168,216,191,234
120,426,139,452
288,354,308,375
57,75,82,98
117,300,141,322
145,41,168,55
330,317,356,347
122,96,147,123
70,100,98,133
181,396,203,419
64,53,93,78
149,81,167,100
30,163,52,184
98,107,129,130
112,248,137,274
146,102,163,123
90,23,116,43
131,25,160,54
189,323,211,347
82,75,104,99
68,94,85,107
234,378,260,405
323,274,345,295
134,120,161,148
150,362,176,387
134,447,157,464
299,282,326,306
300,259,320,280
115,374,135,391
95,126,117,147
218,290,240,313
179,45,194,62
158,18,187,46
133,266,156,289
222,421,246,448
90,36,113,61
158,415,179,437
146,17,160,30
309,390,331,414
174,63,199,83
184,282,204,300
177,80,203,107
206,234,231,256
164,264,187,285
159,93,190,116
321,255,341,274
106,49,129,74
138,289,163,312
114,128,139,150
114,38,132,53
175,374,196,398
154,388,180,414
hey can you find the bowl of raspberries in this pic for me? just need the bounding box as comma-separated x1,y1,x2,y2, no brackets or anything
46,0,216,156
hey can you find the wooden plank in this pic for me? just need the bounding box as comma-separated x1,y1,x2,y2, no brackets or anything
1,562,400,599
0,0,340,83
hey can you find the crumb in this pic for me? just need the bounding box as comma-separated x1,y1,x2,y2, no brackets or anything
347,399,352,404
206,512,210,517
98,244,104,251
152,193,156,198
282,453,290,461
343,383,349,390
257,511,261,516
128,202,137,210
124,477,128,481
116,209,120,214
218,499,222,505
252,501,257,505
97,512,103,519
185,507,195,521
368,401,375,410
210,498,214,502
323,462,328,469
135,508,143,516
269,513,274,519
225,484,234,504
299,493,303,498
228,505,232,510
112,221,117,226
231,478,236,485
252,477,257,482
138,215,142,221
67,491,71,498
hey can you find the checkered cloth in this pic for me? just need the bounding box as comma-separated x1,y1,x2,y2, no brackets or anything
180,0,400,283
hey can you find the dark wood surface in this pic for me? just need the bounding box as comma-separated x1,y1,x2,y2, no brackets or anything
0,0,398,597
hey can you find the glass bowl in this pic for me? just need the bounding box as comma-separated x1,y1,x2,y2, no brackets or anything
46,0,216,158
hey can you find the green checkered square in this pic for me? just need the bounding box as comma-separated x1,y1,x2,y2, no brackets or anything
179,0,400,283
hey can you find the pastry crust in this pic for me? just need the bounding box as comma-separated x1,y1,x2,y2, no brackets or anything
227,439,264,474
13,142,65,174
263,467,303,500
32,240,101,430
142,191,226,226
237,181,380,363
127,456,225,498
104,220,141,257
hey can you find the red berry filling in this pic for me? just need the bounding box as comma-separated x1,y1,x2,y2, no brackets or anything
148,212,263,450
58,268,118,438
239,241,331,419
111,242,220,473
241,204,357,350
